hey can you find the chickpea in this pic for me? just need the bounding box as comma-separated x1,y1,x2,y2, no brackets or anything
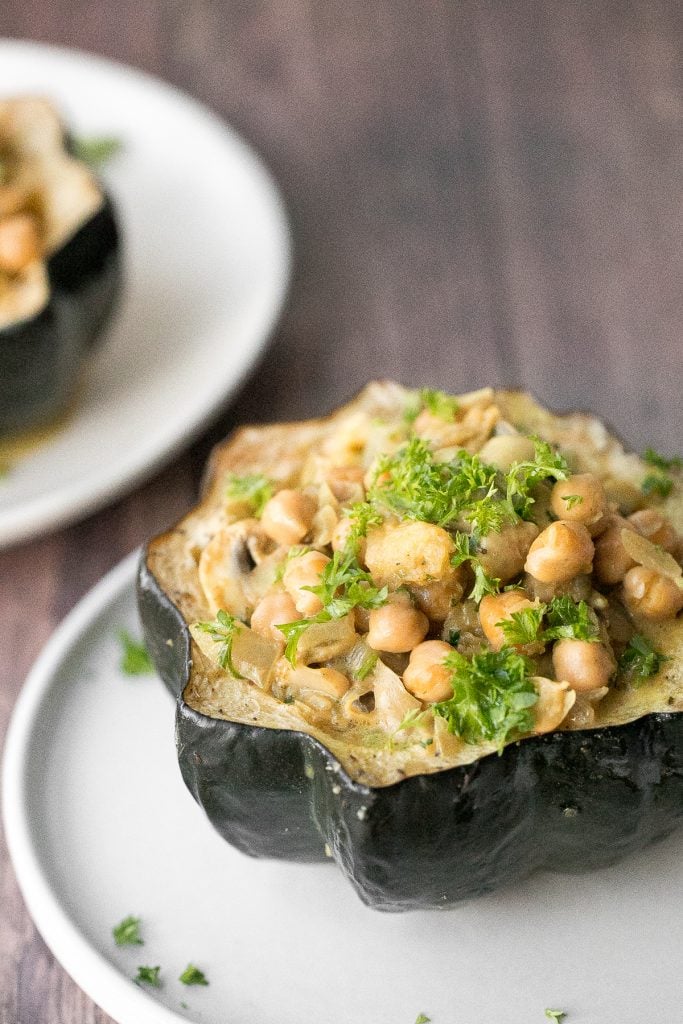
367,597,429,653
365,520,454,588
524,521,594,584
622,566,683,621
628,509,678,553
325,465,365,503
0,185,29,218
283,550,330,615
479,590,538,652
593,515,637,585
403,640,453,703
250,592,301,644
479,434,536,471
479,520,539,581
552,639,615,693
408,568,466,623
0,213,41,274
261,489,317,546
550,474,607,536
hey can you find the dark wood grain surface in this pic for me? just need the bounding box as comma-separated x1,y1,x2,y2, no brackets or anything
0,2,681,1020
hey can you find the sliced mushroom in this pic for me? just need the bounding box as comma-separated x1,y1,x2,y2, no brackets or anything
198,519,280,619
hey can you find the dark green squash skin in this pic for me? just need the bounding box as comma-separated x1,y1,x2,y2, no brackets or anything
0,195,121,434
137,552,683,912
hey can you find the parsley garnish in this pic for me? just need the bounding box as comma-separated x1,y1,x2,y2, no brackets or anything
415,1015,431,1024
618,634,667,682
179,963,209,986
505,438,569,519
543,597,599,642
194,610,245,678
643,447,682,471
498,605,545,646
451,532,501,603
561,494,583,510
134,965,161,987
225,472,273,517
344,501,384,549
118,631,154,675
433,648,537,749
545,1011,567,1022
419,387,459,420
112,915,143,946
641,474,673,498
278,549,387,664
72,135,122,165
355,649,379,681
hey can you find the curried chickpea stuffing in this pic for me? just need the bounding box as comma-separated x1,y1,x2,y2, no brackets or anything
194,383,683,758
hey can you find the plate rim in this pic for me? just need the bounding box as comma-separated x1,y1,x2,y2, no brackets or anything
2,550,195,1024
0,38,292,550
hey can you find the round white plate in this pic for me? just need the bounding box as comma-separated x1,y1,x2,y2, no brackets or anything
0,41,291,548
3,555,682,1024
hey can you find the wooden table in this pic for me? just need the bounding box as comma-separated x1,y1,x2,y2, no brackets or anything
0,2,681,1020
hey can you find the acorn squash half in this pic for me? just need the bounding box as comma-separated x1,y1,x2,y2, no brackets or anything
137,383,683,911
0,97,121,434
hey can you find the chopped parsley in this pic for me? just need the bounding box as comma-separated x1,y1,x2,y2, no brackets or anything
497,605,546,646
225,472,273,517
543,596,599,642
367,434,567,538
344,500,384,548
419,387,460,420
545,1011,567,1023
112,915,143,946
179,963,209,986
355,649,379,682
643,447,682,472
433,648,538,749
451,532,501,603
72,135,122,165
278,549,387,664
415,1015,431,1024
194,610,245,678
560,494,583,510
505,438,569,519
641,474,673,498
134,965,161,987
118,631,154,675
618,634,667,682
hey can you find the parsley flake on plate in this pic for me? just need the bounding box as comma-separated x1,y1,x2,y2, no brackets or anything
112,914,143,946
118,631,154,676
72,135,123,165
134,965,161,987
544,1010,567,1022
415,1015,431,1024
179,963,209,986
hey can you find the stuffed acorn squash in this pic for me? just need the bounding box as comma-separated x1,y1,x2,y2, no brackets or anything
0,97,120,434
138,383,683,911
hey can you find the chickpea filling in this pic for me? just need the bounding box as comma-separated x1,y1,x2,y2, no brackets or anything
183,384,683,772
0,97,103,327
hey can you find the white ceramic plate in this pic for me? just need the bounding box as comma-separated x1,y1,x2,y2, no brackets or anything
0,41,291,548
3,555,682,1024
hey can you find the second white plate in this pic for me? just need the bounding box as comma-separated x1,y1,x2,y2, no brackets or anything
3,553,683,1024
0,40,291,547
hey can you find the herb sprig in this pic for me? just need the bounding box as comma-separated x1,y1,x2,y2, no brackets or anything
194,610,245,678
225,472,274,517
278,549,387,665
433,648,538,749
451,532,501,603
618,633,667,682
